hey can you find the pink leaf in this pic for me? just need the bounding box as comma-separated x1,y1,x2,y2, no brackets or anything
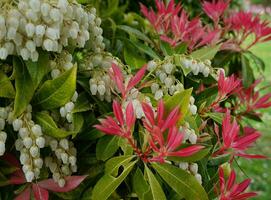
127,65,147,91
15,186,31,200
38,176,87,193
32,184,49,200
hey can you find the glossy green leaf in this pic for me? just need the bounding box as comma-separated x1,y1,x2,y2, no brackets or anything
92,156,136,200
164,88,192,122
145,165,166,200
72,113,84,138
191,45,220,60
160,41,174,56
152,163,209,200
133,168,152,200
130,40,160,59
34,65,77,109
174,43,188,54
96,136,119,161
124,47,146,69
0,71,15,98
208,154,231,166
118,25,152,44
72,92,91,113
25,50,50,89
207,112,224,124
13,57,35,117
241,55,254,88
35,112,73,138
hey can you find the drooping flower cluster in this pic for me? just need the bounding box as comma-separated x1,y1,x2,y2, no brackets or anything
59,91,78,123
50,51,74,79
12,105,46,182
0,106,9,156
0,0,104,61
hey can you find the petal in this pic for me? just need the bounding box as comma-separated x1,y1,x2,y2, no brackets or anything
38,176,87,193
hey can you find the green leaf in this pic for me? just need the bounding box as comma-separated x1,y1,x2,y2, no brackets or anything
191,45,220,60
92,156,136,200
34,65,77,109
145,164,166,200
168,147,211,162
208,154,231,166
13,57,35,117
160,41,174,56
72,92,91,113
241,55,254,88
105,155,135,175
72,113,84,138
174,43,188,54
152,163,209,200
0,71,15,98
124,47,146,69
25,50,50,89
96,136,119,161
130,40,160,60
133,168,152,200
164,88,192,122
118,25,153,44
207,112,224,124
35,112,73,138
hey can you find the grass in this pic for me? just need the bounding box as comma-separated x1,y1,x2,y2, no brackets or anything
234,32,271,199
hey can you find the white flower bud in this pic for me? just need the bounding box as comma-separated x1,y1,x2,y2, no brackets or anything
23,137,33,149
15,139,24,151
159,72,167,82
66,113,73,123
29,0,41,12
151,83,159,93
43,39,54,51
53,172,60,182
71,91,78,102
7,27,17,40
65,102,74,113
49,140,58,151
188,132,197,144
0,141,5,156
189,163,198,175
19,128,29,138
13,119,23,131
182,59,192,68
36,137,45,148
41,3,50,16
60,107,67,117
26,40,36,53
31,51,39,62
69,156,76,166
147,60,157,71
59,139,69,150
154,90,163,100
164,77,174,88
25,171,35,182
61,165,70,175
179,162,189,170
163,63,174,74
61,152,69,164
25,23,35,37
34,158,43,168
203,67,210,77
0,119,5,131
31,125,42,136
71,164,77,173
46,28,60,40
34,168,40,177
51,69,61,79
30,146,39,158
0,108,8,119
97,84,106,95
191,64,200,75
190,96,195,105
190,105,197,115
58,178,66,187
195,174,202,184
35,25,45,37
22,164,31,174
0,48,8,60
20,153,30,164
90,83,98,95
50,8,61,22
0,131,7,142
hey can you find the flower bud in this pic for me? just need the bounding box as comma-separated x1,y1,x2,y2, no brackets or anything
25,171,35,182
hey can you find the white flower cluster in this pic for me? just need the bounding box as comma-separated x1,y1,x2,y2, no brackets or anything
180,123,198,144
147,60,184,100
178,162,202,184
59,91,78,123
0,107,9,156
45,137,77,187
0,0,104,61
181,58,211,77
122,88,153,119
13,105,46,182
189,96,198,115
50,51,74,79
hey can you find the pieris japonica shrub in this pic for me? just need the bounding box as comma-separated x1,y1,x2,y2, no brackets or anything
0,0,270,199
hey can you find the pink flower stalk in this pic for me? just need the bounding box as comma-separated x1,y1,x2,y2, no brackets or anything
94,100,135,139
236,80,271,113
217,70,241,99
202,0,230,25
142,100,204,163
218,167,257,200
214,110,265,159
109,63,147,99
225,11,271,49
